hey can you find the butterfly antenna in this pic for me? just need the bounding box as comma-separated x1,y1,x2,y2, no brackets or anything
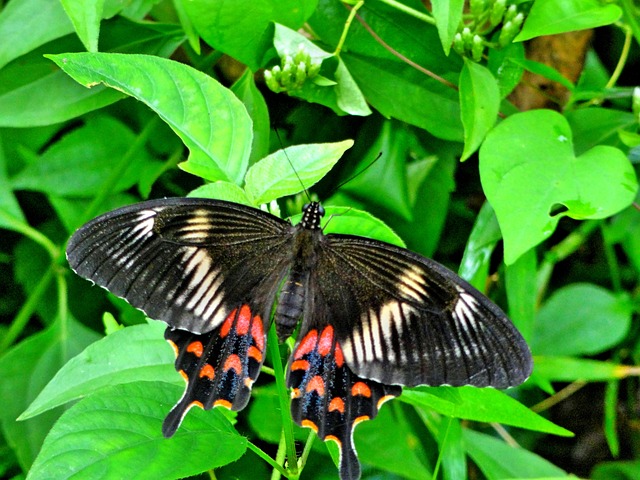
275,128,311,202
329,151,382,195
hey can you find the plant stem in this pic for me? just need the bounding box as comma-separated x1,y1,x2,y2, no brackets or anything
267,324,298,477
376,0,435,25
334,0,364,56
605,24,632,89
247,440,289,477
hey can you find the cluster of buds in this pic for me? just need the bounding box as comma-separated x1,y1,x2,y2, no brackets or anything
264,44,322,93
452,0,525,61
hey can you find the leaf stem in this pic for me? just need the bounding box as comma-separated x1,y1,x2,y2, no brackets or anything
267,324,299,477
621,0,640,48
375,0,435,25
334,0,365,56
247,440,289,477
605,24,633,90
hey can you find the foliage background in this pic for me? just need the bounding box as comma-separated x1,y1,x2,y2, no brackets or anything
0,0,639,479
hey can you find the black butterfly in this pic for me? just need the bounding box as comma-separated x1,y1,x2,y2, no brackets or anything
66,197,532,480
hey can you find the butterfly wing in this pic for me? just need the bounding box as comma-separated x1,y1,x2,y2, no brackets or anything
313,234,533,389
66,198,293,333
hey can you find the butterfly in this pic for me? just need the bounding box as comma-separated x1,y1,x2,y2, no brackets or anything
66,197,533,480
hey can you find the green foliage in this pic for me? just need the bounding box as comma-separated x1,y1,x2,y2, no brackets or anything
1,1,639,479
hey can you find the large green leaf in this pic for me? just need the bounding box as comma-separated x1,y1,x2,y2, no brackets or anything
0,317,100,470
532,284,633,356
516,0,622,41
401,386,572,436
26,382,246,480
182,0,318,70
533,356,630,382
431,0,465,55
47,52,253,184
244,140,353,205
20,322,174,420
479,109,638,264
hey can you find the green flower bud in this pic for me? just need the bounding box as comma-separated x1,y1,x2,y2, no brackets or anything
470,0,486,17
461,27,473,45
499,21,515,47
471,35,484,62
504,4,518,22
294,62,307,88
490,0,506,26
632,87,640,122
453,32,465,56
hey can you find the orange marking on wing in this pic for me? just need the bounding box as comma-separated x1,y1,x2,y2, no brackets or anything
166,339,179,357
306,375,326,396
334,343,345,367
302,419,318,432
377,394,397,408
220,308,237,338
317,325,334,356
351,381,372,398
244,377,254,388
214,399,233,409
251,315,265,350
247,345,263,362
353,415,370,426
290,359,310,371
329,397,345,413
224,354,243,374
291,388,302,399
186,341,204,357
236,305,252,335
189,400,204,410
294,330,318,359
179,370,189,382
199,364,214,379
325,435,341,446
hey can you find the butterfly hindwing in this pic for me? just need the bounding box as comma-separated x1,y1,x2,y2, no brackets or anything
287,325,401,480
315,235,533,389
163,304,267,437
66,198,292,334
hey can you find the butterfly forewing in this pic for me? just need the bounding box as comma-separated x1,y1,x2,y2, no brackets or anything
315,235,533,388
66,198,293,333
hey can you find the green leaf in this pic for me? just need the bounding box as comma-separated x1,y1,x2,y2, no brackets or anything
11,116,155,197
244,140,353,205
464,429,569,478
182,0,317,70
0,142,25,229
505,248,537,340
231,69,271,164
431,0,465,55
401,386,572,437
566,107,638,155
487,42,525,98
458,202,501,290
533,356,630,382
46,52,253,184
60,0,104,52
20,322,173,420
459,59,500,161
0,0,73,70
188,181,253,205
510,58,575,91
0,317,100,470
479,109,638,265
516,0,622,41
593,459,640,480
532,284,633,356
26,382,246,480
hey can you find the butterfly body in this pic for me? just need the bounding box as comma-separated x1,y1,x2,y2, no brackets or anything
67,198,532,480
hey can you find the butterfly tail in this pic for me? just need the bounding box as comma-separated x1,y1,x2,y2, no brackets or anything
287,325,401,480
163,304,267,437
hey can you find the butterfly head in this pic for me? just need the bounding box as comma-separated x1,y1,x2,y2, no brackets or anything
300,202,325,230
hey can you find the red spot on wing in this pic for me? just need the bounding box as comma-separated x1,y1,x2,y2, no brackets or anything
317,326,334,356
291,388,302,399
334,343,345,367
351,381,372,398
306,375,326,396
251,315,265,350
236,305,252,335
199,364,214,379
291,359,310,371
186,341,204,357
248,345,263,362
328,397,345,413
214,399,233,409
224,354,243,374
294,329,318,359
220,308,237,338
